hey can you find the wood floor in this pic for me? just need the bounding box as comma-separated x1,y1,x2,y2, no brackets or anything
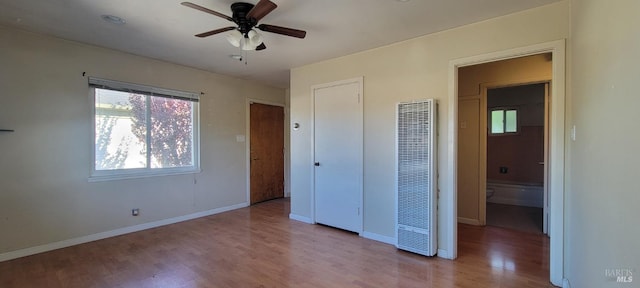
0,199,552,287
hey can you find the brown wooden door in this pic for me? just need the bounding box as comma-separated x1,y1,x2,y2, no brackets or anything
250,103,284,204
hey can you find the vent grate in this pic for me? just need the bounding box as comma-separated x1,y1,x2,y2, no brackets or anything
398,226,430,255
396,99,436,256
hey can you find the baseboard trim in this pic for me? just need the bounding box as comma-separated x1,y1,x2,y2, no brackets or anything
437,249,452,259
360,231,395,245
488,198,543,208
458,217,481,225
0,202,248,262
288,213,313,224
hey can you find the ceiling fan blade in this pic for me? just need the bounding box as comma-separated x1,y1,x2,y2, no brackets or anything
257,24,306,39
195,26,236,38
181,2,234,22
256,43,267,51
246,0,277,21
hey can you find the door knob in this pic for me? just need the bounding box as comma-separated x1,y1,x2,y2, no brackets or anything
314,162,320,166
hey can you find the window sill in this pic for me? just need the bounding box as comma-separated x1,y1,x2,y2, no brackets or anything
489,132,520,137
88,168,202,182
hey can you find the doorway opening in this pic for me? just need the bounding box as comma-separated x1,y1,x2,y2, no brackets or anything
448,40,565,286
456,53,552,230
485,83,548,234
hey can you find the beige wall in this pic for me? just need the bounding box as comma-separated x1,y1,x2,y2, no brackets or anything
290,1,569,254
0,25,285,256
458,53,552,97
457,98,482,221
284,88,291,197
568,0,640,286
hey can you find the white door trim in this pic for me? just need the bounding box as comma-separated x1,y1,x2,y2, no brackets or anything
309,77,364,233
447,40,565,286
245,98,286,205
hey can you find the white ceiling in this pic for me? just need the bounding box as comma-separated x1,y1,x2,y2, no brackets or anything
0,0,560,88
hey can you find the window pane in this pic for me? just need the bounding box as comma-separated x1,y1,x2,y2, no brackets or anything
95,89,147,170
505,110,517,132
491,110,504,134
149,97,194,168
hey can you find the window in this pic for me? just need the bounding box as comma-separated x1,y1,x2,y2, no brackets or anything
490,108,518,135
90,77,200,181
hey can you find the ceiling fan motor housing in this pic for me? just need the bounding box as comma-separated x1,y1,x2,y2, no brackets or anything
231,2,257,35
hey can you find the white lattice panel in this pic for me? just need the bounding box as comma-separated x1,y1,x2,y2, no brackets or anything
396,99,437,256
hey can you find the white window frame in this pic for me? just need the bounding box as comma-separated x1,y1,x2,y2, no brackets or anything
89,77,200,182
489,107,519,135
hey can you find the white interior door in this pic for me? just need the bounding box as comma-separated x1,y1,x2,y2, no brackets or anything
313,79,363,233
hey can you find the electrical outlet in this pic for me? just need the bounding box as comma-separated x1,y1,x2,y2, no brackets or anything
132,209,139,216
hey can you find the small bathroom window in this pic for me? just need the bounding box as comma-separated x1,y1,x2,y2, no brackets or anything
489,108,518,135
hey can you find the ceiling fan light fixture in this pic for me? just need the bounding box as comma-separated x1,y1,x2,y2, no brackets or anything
239,30,263,51
226,29,242,47
247,29,263,47
241,37,256,51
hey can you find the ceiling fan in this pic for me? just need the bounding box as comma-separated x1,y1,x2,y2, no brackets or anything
181,0,306,51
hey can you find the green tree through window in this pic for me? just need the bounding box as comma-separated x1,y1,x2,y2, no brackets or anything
91,78,199,180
